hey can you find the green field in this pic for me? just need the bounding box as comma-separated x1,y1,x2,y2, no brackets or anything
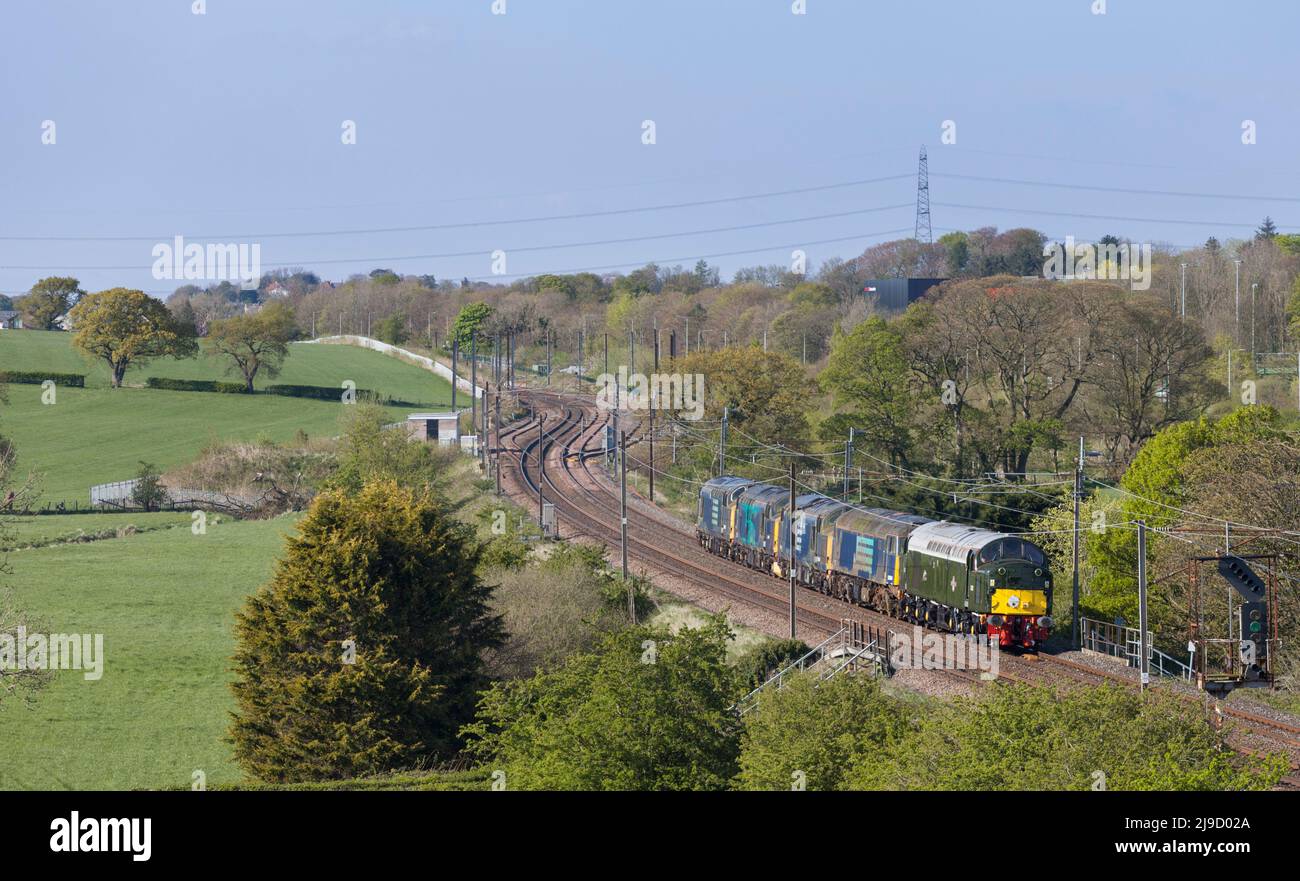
1,511,192,549
0,331,458,506
0,329,454,400
0,514,296,790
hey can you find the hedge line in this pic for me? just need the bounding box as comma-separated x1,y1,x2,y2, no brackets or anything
0,371,86,387
146,377,247,393
146,377,388,402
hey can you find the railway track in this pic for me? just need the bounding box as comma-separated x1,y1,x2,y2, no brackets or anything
490,388,1300,776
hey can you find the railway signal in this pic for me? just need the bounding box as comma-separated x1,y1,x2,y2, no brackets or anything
1238,601,1268,669
1217,555,1266,600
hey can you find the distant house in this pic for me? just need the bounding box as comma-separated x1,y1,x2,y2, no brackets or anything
263,281,290,299
0,310,22,329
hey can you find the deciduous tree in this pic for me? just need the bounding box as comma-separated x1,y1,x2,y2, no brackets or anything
69,288,198,387
205,301,299,392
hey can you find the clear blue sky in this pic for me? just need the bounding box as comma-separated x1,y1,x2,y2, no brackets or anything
1,0,1297,296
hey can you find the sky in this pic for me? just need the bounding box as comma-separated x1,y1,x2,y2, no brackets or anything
1,0,1298,297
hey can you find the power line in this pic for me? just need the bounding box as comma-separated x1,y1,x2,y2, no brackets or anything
933,201,1297,230
931,172,1300,204
0,173,914,243
0,202,914,272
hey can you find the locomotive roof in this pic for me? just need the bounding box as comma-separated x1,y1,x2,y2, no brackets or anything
737,483,789,505
908,521,1011,564
834,506,933,538
702,476,757,493
794,495,851,520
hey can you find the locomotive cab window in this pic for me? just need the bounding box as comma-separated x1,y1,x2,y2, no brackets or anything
978,538,1045,567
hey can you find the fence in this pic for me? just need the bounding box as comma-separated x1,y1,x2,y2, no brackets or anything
1079,616,1193,681
88,478,258,513
735,621,890,716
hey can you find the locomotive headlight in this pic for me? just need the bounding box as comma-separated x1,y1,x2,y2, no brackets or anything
1037,616,1054,629
1006,594,1021,609
1034,568,1042,577
988,615,1005,627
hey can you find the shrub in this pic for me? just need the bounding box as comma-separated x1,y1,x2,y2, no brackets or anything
463,617,742,790
130,461,167,511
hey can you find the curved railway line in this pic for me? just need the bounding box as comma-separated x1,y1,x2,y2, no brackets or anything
490,387,1300,782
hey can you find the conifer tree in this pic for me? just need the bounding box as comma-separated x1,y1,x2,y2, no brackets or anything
229,480,503,782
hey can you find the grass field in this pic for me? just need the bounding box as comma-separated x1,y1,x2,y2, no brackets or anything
0,329,455,401
0,331,457,506
0,514,297,790
1,511,192,549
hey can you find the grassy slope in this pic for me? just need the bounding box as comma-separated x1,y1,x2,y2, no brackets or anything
0,331,457,505
0,515,295,791
0,329,455,400
1,511,191,549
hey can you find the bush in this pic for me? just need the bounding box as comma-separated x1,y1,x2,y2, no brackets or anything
145,377,247,393
483,543,640,681
0,371,84,387
229,480,505,782
463,617,742,790
732,638,811,690
843,684,1288,791
130,461,167,511
326,403,457,494
736,672,906,791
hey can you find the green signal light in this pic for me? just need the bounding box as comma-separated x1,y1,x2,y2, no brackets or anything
1249,621,1263,633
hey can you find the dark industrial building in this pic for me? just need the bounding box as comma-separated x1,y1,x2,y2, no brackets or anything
862,278,947,312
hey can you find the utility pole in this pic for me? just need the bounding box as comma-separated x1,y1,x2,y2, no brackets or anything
537,415,545,528
494,392,502,495
451,338,459,412
1233,259,1242,339
470,335,477,439
620,430,629,583
669,330,677,359
481,382,489,470
1071,436,1084,649
1138,520,1149,693
788,460,797,639
844,428,854,499
1251,283,1258,358
577,329,584,383
719,406,729,476
1179,263,1187,318
649,333,658,502
545,330,551,387
1225,524,1232,642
